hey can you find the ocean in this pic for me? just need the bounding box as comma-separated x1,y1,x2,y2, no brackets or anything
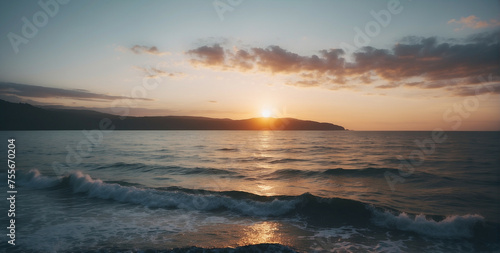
0,130,499,252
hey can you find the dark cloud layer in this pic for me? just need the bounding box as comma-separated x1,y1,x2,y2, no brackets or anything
0,82,152,101
186,31,500,96
354,35,499,82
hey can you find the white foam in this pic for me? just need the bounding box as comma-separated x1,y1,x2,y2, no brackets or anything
313,226,368,239
371,210,484,238
18,169,61,188
21,169,297,216
310,238,375,253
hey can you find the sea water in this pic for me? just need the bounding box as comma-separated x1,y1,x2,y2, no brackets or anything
0,131,498,252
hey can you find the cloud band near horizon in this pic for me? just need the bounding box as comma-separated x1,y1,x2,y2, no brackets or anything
0,82,153,102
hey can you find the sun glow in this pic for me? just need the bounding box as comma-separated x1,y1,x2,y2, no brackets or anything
239,221,286,246
261,109,272,118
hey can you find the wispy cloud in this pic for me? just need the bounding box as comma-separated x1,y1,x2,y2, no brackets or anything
0,82,152,101
185,30,500,96
129,45,170,56
453,83,500,96
448,15,500,31
134,66,186,79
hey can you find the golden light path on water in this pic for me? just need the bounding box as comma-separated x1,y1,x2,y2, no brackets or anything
167,220,300,250
238,222,285,245
180,131,301,249
235,132,296,248
150,130,374,250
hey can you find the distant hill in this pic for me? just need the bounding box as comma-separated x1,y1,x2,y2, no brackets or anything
0,99,345,130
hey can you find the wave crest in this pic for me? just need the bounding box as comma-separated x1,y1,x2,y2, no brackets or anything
372,210,484,238
17,169,487,239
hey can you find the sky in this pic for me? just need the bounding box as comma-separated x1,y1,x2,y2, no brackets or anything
0,0,499,130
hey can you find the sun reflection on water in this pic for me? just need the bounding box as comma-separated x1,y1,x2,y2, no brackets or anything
238,221,286,246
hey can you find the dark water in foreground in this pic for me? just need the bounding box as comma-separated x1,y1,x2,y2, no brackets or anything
0,131,499,252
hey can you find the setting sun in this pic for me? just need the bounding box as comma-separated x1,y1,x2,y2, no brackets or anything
1,1,500,252
261,109,272,118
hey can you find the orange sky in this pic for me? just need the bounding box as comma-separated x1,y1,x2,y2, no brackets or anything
0,1,499,130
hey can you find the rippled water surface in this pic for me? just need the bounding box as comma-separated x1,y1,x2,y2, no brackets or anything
0,131,499,252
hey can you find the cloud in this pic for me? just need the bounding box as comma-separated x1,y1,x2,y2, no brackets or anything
376,82,401,89
186,44,349,87
130,45,170,56
134,66,166,76
166,72,187,79
453,83,500,96
185,30,500,96
465,30,500,44
353,34,499,83
134,66,186,79
187,44,346,74
187,44,226,66
0,82,152,101
448,15,500,30
43,104,176,117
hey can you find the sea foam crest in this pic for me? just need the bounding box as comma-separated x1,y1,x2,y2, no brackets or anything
18,169,61,188
372,210,484,238
19,169,297,216
18,169,486,239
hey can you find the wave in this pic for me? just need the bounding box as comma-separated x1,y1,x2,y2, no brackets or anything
264,167,443,181
16,169,61,189
17,169,489,239
165,166,240,176
265,169,318,179
18,169,295,216
91,162,239,176
371,210,484,238
236,156,272,163
217,148,239,152
269,158,308,164
310,145,344,152
92,162,147,171
265,167,403,179
323,167,413,177
117,244,298,253
14,243,299,253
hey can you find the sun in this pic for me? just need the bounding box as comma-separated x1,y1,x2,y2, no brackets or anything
261,109,272,118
